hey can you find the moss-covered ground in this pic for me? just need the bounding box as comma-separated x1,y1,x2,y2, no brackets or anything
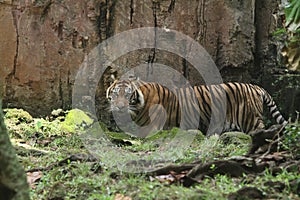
4,108,300,200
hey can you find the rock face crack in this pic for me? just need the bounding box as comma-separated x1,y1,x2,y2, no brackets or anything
97,0,117,41
10,6,19,79
215,33,222,68
130,0,134,25
40,0,52,23
98,1,108,41
58,21,63,41
196,0,206,44
147,1,159,77
107,0,117,38
59,72,64,108
253,0,264,79
168,0,175,13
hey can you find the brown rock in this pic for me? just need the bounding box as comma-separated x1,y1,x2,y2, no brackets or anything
2,1,100,115
0,0,291,119
0,1,17,97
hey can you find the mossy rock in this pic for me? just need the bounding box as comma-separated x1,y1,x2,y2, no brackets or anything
82,123,140,146
145,128,205,142
145,127,182,141
4,108,33,123
105,131,136,140
61,109,94,133
219,132,252,145
98,121,110,132
106,131,141,145
83,121,110,137
50,108,66,120
187,129,205,142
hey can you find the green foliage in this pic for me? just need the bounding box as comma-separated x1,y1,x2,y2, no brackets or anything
274,0,300,71
284,0,300,31
272,28,287,36
281,121,300,155
252,169,300,198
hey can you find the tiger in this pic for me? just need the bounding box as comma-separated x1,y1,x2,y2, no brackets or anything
106,78,288,136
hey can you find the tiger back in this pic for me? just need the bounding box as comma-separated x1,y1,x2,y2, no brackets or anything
193,83,287,134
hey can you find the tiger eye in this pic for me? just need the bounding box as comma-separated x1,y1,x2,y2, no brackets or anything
125,87,132,93
113,87,120,93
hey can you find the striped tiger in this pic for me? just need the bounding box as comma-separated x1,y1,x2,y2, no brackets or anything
106,79,288,136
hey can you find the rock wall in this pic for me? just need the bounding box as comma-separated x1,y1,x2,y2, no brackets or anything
1,0,101,114
0,0,298,117
106,0,256,82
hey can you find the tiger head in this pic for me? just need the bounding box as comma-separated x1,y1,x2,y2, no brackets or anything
106,79,145,115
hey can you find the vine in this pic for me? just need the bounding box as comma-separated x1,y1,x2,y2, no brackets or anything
274,0,300,72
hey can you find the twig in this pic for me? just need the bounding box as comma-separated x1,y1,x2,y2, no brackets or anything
260,125,285,158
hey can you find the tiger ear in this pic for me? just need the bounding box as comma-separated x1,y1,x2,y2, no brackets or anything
128,75,139,81
111,74,116,81
106,80,117,99
106,65,119,82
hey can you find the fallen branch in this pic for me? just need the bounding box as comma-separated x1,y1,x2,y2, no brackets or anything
146,163,197,176
26,153,98,173
248,124,285,154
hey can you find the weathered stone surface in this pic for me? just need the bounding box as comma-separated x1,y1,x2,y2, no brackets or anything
0,0,297,118
0,1,16,97
2,0,101,115
219,132,252,146
104,0,256,85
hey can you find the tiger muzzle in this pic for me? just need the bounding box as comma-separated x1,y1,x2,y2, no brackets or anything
113,98,130,112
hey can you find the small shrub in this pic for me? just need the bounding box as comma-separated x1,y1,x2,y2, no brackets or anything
282,123,300,156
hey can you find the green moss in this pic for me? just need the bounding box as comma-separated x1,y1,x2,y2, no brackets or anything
145,128,205,144
82,121,133,141
105,131,136,140
219,132,252,146
98,121,110,132
4,108,33,123
61,109,94,133
145,127,183,141
4,108,35,139
188,129,205,142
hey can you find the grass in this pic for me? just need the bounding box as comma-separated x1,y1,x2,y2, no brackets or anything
4,108,300,200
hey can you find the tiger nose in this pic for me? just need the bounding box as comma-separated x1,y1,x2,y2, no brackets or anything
116,102,125,109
